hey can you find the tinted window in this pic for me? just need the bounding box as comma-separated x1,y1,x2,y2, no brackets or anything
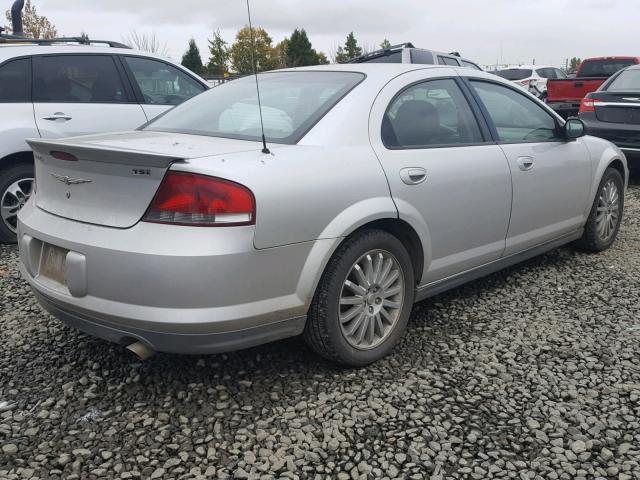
0,58,30,102
461,60,482,70
537,68,567,80
147,71,364,144
438,56,460,66
471,81,561,143
496,69,532,81
579,59,636,78
34,55,126,103
124,57,205,105
383,78,483,148
410,50,435,64
605,69,640,91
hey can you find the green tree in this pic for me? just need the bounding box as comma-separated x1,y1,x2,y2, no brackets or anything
344,32,362,60
181,38,204,75
230,26,278,74
274,38,290,69
316,51,330,65
285,28,320,67
206,29,230,75
333,45,349,64
569,57,582,72
380,39,392,49
5,0,57,38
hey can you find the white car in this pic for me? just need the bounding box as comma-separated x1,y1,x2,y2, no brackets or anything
0,38,208,242
496,65,567,99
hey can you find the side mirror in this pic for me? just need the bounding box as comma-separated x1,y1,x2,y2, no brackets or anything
565,118,586,139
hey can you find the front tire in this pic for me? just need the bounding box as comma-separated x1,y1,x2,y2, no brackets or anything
303,229,415,366
576,167,624,252
0,163,34,244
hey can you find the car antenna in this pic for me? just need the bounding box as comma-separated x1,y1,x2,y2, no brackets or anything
245,0,270,155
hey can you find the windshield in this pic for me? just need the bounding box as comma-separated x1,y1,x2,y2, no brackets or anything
146,71,365,144
607,69,640,91
496,69,532,81
579,59,636,78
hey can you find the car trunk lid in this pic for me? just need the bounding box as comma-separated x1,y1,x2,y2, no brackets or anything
593,92,640,124
28,131,264,228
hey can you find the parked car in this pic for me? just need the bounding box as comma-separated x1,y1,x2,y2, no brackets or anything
579,64,640,168
547,56,640,117
495,65,566,99
0,38,208,243
18,64,627,366
349,42,482,70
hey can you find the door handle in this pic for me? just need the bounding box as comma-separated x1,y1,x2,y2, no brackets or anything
42,112,72,122
399,167,427,185
517,156,535,171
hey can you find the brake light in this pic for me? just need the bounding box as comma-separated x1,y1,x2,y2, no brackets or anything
143,172,255,227
50,151,78,161
579,97,599,113
520,80,530,86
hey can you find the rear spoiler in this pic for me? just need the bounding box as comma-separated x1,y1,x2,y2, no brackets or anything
27,138,184,168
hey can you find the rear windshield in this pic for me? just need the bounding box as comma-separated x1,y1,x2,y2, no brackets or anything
496,69,532,81
579,59,636,78
146,71,365,144
606,69,640,91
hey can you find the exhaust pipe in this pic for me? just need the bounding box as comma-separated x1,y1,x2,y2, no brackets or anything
11,0,25,37
126,341,155,361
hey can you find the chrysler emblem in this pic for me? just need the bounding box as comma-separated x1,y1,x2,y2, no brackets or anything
50,173,92,185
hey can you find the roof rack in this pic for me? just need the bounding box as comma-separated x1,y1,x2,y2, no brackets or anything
0,36,131,49
348,42,415,64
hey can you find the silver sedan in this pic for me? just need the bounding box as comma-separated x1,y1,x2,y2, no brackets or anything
18,64,627,366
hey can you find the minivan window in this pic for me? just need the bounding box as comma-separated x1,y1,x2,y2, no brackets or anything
0,58,30,102
34,55,127,103
605,69,640,91
124,57,205,105
471,81,561,143
496,69,533,81
383,78,483,148
146,71,364,144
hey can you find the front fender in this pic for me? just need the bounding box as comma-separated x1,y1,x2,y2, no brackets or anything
583,136,629,213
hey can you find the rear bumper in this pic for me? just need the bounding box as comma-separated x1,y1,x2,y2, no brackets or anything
17,201,333,354
547,101,580,118
581,116,640,167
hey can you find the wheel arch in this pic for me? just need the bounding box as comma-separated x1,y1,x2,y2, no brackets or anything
0,151,34,170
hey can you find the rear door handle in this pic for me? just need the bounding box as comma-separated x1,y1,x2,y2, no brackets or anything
42,112,72,122
399,167,427,185
517,156,535,171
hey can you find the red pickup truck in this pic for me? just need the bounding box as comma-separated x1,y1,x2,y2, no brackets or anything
546,56,640,118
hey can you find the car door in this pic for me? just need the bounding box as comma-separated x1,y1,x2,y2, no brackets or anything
467,78,591,255
33,54,147,138
120,56,207,122
370,70,512,284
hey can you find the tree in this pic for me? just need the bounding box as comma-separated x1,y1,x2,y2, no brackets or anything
332,45,350,64
344,32,362,60
5,0,57,39
380,39,392,49
181,38,204,75
206,29,230,75
274,38,289,69
569,57,582,72
316,52,330,65
123,30,169,57
230,26,278,74
285,28,319,67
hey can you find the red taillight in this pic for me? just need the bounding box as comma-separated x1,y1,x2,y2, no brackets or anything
579,97,599,113
50,150,78,161
520,80,530,86
143,172,255,227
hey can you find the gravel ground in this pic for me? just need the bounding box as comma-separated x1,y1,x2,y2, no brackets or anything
1,177,640,480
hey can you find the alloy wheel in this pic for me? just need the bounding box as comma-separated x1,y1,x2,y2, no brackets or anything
1,178,34,234
595,179,620,243
338,249,405,350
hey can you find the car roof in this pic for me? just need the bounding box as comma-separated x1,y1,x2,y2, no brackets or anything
0,43,169,63
498,65,556,70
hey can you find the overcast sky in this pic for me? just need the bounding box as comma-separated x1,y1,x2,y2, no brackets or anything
29,0,639,68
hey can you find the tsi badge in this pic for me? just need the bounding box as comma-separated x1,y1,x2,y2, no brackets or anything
50,172,92,199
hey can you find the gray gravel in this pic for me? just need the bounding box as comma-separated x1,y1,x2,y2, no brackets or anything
1,177,640,480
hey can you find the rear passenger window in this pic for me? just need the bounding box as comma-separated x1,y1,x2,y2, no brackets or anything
124,57,205,106
382,78,483,148
0,58,31,102
34,55,127,103
438,56,460,66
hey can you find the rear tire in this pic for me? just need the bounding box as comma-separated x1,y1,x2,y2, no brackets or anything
303,229,415,366
576,167,624,252
0,162,34,244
